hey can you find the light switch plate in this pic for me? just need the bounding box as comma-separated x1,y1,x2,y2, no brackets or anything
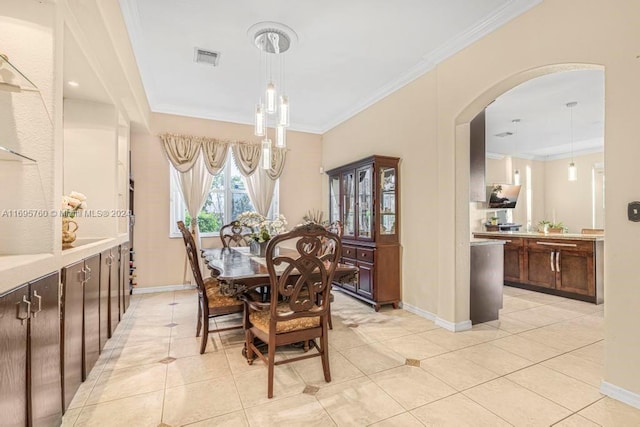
628,201,640,222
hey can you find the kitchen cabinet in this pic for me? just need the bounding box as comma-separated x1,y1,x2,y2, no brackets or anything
0,272,62,427
326,155,400,310
524,239,598,299
473,232,603,304
61,254,100,410
100,248,119,349
120,243,131,316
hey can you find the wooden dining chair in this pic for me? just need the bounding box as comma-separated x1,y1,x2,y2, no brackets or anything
323,221,343,330
243,223,342,398
177,221,245,354
219,221,254,248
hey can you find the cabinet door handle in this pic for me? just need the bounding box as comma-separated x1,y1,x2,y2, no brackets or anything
78,268,86,284
106,255,112,266
31,290,42,317
537,241,577,248
85,266,92,281
550,251,555,272
556,251,561,272
16,295,31,325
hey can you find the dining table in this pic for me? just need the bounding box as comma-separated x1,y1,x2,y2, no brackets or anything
202,246,359,297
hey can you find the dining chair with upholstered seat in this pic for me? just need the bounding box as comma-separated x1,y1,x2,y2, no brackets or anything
219,221,254,248
323,220,343,330
243,223,342,398
177,221,245,354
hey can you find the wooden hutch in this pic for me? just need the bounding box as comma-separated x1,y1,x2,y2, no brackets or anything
326,155,400,311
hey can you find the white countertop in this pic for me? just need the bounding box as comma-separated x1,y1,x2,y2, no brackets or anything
473,231,604,241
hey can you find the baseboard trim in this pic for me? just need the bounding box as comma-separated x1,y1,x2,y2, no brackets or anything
401,302,437,321
601,381,640,409
132,284,197,294
401,303,472,332
435,317,473,332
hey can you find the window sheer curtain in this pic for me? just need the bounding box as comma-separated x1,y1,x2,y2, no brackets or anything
233,145,287,216
160,132,287,241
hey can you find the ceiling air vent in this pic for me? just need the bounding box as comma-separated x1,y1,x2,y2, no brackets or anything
194,48,220,66
494,131,513,138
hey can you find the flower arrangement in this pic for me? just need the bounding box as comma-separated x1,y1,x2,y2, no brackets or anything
61,191,87,218
236,211,287,242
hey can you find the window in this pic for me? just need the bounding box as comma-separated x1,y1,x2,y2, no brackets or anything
169,152,278,237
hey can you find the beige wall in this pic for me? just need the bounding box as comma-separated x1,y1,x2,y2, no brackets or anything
323,0,640,398
543,152,604,232
131,112,322,288
477,152,604,233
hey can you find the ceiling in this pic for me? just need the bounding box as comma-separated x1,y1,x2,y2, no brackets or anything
486,69,605,161
63,1,605,159
118,0,543,134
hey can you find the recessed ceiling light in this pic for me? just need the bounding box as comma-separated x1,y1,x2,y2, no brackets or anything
67,81,79,87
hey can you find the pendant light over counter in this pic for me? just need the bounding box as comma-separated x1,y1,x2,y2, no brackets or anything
512,118,521,185
567,101,578,181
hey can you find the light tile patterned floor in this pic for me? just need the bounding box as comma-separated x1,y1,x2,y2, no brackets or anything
62,286,640,426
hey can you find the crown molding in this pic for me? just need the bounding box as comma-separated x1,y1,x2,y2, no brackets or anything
319,0,543,133
152,103,323,135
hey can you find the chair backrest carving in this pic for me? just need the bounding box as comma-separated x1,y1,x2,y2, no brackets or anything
220,221,254,248
177,221,206,295
265,223,342,324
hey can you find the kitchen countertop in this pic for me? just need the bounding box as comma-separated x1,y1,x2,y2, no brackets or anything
470,238,507,246
473,231,604,241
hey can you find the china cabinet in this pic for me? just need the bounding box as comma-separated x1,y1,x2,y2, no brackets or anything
326,155,400,310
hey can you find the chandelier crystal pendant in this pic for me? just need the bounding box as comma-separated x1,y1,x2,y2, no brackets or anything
250,22,297,168
567,102,578,181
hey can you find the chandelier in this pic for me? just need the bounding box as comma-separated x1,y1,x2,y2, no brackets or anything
249,23,297,169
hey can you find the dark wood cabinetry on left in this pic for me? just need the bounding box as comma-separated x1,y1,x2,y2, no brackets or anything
61,254,100,410
0,272,62,427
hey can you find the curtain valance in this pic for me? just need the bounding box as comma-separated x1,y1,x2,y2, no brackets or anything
159,133,286,180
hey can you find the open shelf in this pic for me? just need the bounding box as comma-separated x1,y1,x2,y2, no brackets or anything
0,53,39,93
0,145,37,163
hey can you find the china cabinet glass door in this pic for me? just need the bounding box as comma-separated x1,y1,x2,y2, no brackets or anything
380,167,397,236
357,166,373,239
329,175,340,224
342,171,355,237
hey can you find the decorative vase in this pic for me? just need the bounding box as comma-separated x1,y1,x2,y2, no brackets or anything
249,239,269,257
62,216,78,248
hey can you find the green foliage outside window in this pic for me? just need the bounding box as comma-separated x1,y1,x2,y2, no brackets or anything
184,211,223,233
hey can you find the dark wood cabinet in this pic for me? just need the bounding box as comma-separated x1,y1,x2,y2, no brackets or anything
327,155,400,311
120,243,131,316
109,249,120,337
525,239,598,300
61,254,100,410
0,272,62,427
474,233,603,304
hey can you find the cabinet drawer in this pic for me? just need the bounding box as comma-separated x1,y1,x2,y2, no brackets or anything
357,248,375,262
342,245,357,260
525,239,593,253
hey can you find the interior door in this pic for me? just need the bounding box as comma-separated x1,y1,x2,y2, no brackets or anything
0,284,29,427
29,272,62,427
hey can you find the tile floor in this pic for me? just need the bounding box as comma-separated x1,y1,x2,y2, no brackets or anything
61,286,640,426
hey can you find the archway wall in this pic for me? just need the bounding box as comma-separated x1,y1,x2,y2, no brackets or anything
322,0,640,396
